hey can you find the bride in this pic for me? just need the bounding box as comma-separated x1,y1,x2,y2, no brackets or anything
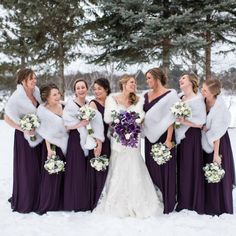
94,75,161,218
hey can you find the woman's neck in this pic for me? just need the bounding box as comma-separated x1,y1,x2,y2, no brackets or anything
206,96,216,109
75,97,86,106
182,88,196,100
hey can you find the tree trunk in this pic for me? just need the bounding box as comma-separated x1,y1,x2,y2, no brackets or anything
58,33,65,98
205,15,212,80
162,37,171,77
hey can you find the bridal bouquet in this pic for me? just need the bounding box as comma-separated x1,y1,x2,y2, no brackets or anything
78,105,97,149
110,110,141,148
19,113,40,141
203,160,225,183
170,101,192,128
44,154,65,175
151,143,173,165
90,155,109,171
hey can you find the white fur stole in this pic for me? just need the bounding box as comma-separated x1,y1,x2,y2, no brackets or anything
143,89,179,143
36,104,69,155
5,84,43,147
175,94,206,144
63,97,104,156
201,95,231,153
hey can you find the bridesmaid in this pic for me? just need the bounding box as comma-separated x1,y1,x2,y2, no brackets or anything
36,83,68,214
201,79,234,215
4,68,43,213
175,73,206,214
63,79,93,211
143,67,179,214
87,78,111,210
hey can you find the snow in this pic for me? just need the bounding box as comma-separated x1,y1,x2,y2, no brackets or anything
0,120,236,236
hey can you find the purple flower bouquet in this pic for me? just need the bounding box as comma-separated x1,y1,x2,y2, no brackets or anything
110,110,141,148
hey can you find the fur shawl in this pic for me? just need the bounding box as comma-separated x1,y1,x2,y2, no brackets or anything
5,84,43,147
36,104,69,155
201,95,231,153
63,97,104,156
175,93,206,144
143,89,179,143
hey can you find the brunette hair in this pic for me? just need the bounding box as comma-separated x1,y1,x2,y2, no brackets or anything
94,78,111,95
203,79,222,98
118,74,139,105
40,83,59,103
145,67,168,86
16,68,35,84
73,79,88,91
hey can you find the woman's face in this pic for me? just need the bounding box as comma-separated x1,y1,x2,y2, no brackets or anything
47,88,61,105
22,73,37,90
201,83,212,98
124,77,137,93
93,83,107,101
179,75,192,91
146,72,158,89
75,81,88,99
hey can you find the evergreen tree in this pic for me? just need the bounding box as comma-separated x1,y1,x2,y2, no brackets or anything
1,0,86,95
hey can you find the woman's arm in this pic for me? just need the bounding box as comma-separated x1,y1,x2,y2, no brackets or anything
176,117,203,129
213,139,221,165
4,114,22,131
165,124,174,149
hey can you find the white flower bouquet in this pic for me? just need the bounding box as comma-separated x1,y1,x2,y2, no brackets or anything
151,142,173,165
78,105,97,149
90,155,109,171
203,161,225,183
19,113,40,141
170,101,192,128
78,104,96,134
44,154,66,174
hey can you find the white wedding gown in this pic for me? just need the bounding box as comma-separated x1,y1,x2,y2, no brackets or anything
94,94,161,218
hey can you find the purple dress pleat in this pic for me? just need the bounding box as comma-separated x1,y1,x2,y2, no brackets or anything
204,131,234,215
11,130,42,213
144,92,176,214
176,127,205,214
37,142,65,214
64,101,90,211
87,100,111,210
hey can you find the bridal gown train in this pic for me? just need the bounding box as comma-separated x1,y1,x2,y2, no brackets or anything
94,94,161,218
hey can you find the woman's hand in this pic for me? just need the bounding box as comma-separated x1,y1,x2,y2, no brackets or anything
213,153,222,166
24,129,35,136
164,140,174,150
176,117,185,123
94,141,102,157
47,149,56,159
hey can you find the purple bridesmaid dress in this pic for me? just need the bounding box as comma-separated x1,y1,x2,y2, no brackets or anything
37,142,65,214
176,127,205,214
144,92,176,214
11,130,42,213
63,102,90,211
204,131,234,215
87,100,111,210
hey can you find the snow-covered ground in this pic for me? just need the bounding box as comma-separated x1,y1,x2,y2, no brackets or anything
0,120,236,236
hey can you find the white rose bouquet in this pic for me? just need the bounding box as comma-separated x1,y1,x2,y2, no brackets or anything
78,105,96,134
151,142,173,165
19,113,40,141
170,101,192,128
203,160,225,183
90,155,109,171
44,147,66,175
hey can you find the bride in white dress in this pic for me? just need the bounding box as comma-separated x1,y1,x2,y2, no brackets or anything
95,75,161,218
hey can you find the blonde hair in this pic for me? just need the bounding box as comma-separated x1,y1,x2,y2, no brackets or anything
203,79,221,98
182,73,199,94
118,74,139,105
